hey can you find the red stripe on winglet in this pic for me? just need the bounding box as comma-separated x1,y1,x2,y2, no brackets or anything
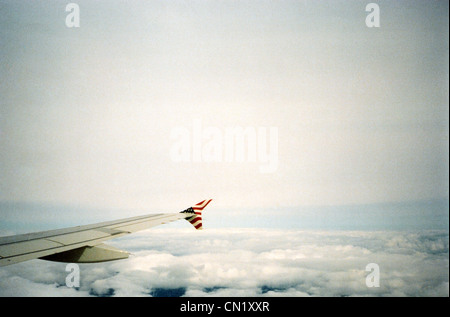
193,199,212,210
189,216,201,222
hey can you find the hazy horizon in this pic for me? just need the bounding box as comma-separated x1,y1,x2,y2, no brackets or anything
0,198,448,235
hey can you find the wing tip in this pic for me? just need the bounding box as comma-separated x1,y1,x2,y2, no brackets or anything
183,199,212,230
193,199,212,211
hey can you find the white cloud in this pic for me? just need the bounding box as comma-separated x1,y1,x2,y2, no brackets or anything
0,228,448,297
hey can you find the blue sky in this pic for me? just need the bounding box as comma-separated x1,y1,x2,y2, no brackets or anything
0,0,448,230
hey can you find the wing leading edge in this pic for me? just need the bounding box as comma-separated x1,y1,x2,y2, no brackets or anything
0,199,212,267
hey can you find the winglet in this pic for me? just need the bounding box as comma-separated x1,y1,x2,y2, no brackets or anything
180,199,212,230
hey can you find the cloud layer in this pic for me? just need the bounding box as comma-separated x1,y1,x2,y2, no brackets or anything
0,228,448,297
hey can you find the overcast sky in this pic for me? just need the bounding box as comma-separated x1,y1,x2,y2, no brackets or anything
0,0,448,216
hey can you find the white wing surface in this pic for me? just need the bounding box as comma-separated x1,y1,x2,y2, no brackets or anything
0,199,212,267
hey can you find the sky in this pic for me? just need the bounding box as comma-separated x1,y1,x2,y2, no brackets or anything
0,0,448,213
0,0,448,297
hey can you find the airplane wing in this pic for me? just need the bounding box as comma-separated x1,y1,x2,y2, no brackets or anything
0,199,212,267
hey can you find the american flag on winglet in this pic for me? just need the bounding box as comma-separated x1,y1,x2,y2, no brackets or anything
184,199,212,230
